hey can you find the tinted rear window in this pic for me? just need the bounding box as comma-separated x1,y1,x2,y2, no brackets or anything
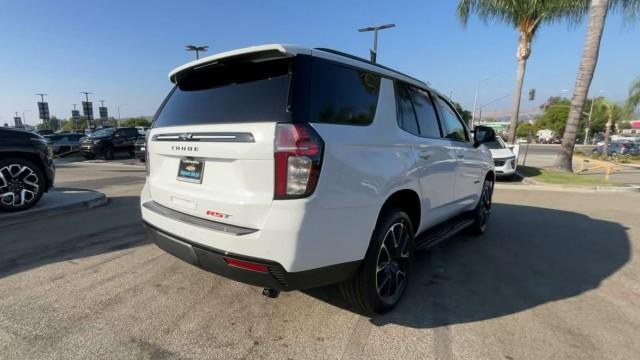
309,60,381,126
154,57,292,127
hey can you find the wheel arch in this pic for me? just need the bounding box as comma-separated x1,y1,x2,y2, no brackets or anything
377,189,421,234
0,151,49,184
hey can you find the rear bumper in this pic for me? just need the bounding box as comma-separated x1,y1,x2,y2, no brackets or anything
134,149,145,160
140,182,378,273
144,222,360,291
45,157,55,191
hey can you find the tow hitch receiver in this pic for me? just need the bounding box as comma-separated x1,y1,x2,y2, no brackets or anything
262,288,280,298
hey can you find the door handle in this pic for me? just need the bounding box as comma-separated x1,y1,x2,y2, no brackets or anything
418,151,431,160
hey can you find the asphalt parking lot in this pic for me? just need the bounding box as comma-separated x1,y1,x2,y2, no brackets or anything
1,162,639,359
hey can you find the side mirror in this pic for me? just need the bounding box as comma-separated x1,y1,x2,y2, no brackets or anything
473,126,496,147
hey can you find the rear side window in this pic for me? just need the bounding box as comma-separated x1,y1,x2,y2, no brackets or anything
395,82,420,136
154,56,292,127
309,60,381,126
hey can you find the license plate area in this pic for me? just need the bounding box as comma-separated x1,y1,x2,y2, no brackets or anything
177,158,204,184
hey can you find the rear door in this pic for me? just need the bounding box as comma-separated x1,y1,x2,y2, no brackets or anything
394,82,457,229
146,53,293,230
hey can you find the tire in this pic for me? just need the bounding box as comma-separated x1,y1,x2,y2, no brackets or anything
467,177,494,235
340,208,415,315
0,158,45,212
103,147,115,160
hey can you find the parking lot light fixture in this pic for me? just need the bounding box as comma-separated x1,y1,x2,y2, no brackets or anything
185,45,209,60
358,24,395,63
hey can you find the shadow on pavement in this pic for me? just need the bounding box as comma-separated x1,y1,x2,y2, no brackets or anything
0,196,148,279
306,203,630,328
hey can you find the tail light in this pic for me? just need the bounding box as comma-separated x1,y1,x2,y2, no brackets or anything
145,136,150,176
274,123,324,199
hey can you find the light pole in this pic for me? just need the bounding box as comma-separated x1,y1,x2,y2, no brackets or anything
471,74,498,128
81,91,92,131
117,104,128,128
584,89,603,145
358,23,395,63
185,45,208,60
22,110,29,127
36,93,48,128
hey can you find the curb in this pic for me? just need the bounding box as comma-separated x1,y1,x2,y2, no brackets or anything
514,171,541,185
513,170,640,193
0,190,108,229
595,185,640,193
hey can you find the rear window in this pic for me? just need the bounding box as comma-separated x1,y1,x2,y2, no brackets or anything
308,60,381,126
154,56,292,127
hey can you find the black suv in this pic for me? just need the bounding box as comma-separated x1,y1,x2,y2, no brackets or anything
0,128,55,211
79,127,140,160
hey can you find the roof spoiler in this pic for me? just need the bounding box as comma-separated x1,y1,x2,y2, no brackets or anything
169,44,306,84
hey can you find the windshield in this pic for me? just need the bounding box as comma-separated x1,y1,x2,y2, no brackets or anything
483,136,507,150
92,128,115,137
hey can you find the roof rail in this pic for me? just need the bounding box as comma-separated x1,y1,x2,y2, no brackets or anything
313,48,426,87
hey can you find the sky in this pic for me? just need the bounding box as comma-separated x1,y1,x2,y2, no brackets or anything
0,0,638,126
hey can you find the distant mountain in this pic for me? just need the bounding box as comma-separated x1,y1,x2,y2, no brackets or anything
478,107,542,122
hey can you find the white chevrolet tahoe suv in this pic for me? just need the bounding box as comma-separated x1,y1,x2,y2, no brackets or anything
141,44,496,314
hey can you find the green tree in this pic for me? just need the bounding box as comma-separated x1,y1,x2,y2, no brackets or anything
62,120,75,132
453,102,473,126
516,122,535,138
122,117,151,128
595,98,615,156
457,0,589,144
535,99,572,136
556,0,640,171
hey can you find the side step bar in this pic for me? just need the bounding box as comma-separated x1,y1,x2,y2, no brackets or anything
414,213,475,251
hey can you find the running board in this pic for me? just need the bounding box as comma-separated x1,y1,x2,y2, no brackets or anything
414,213,474,251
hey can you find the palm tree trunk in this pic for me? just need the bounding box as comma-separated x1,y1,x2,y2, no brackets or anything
555,0,609,171
507,32,530,144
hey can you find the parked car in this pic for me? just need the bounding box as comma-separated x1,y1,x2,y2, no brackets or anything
134,133,146,162
79,127,140,160
136,126,149,135
483,136,517,177
44,133,84,156
0,128,55,211
140,45,496,314
592,142,639,156
36,129,54,136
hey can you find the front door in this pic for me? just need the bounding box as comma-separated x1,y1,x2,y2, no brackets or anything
434,96,484,210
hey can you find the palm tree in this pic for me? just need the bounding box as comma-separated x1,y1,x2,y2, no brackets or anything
555,0,640,171
457,0,589,143
627,77,640,112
